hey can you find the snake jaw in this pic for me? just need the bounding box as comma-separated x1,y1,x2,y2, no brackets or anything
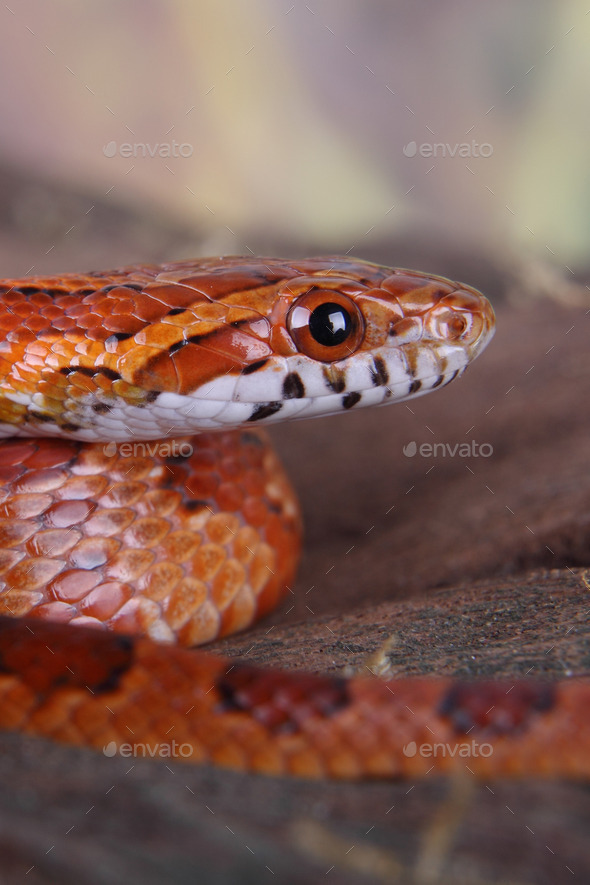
0,257,495,441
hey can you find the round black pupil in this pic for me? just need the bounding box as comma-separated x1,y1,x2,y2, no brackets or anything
308,302,352,347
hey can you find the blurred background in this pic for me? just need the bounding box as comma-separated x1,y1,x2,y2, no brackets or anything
0,0,588,296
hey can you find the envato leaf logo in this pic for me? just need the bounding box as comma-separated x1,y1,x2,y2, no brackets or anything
103,141,117,158
402,141,418,157
402,441,418,457
403,741,417,757
103,741,118,757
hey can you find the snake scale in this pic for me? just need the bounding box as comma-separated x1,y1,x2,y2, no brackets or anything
0,254,587,779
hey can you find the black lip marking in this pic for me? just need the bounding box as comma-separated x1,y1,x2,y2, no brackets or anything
167,307,186,316
323,366,346,393
248,402,283,422
92,402,113,414
145,390,159,403
342,391,361,409
441,369,460,387
409,379,422,394
242,358,270,375
282,372,305,399
431,374,444,388
61,422,81,432
370,356,389,387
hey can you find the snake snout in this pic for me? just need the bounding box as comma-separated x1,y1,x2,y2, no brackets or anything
424,284,495,357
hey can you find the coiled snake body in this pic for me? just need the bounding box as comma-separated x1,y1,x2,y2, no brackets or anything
0,255,586,778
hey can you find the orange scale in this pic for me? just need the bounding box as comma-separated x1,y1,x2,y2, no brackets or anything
0,493,52,520
11,302,35,318
50,568,102,602
206,512,240,545
44,499,94,529
27,528,81,557
109,296,135,315
215,482,244,512
54,474,107,501
0,313,21,332
241,470,267,498
184,471,219,500
138,488,182,518
28,601,76,622
0,549,25,574
2,290,25,305
248,542,276,594
14,467,68,495
241,497,269,528
211,559,246,611
219,585,256,636
122,516,170,549
262,512,291,550
64,373,98,394
109,597,160,636
39,305,65,320
69,615,105,631
0,465,26,483
219,457,241,480
98,481,146,508
68,537,120,569
7,328,36,345
6,556,65,593
79,581,134,621
0,519,36,548
159,530,201,563
232,526,260,564
25,440,78,469
51,315,77,332
190,542,226,582
103,314,145,334
165,577,209,630
141,562,184,601
104,548,155,582
82,508,136,538
23,315,52,334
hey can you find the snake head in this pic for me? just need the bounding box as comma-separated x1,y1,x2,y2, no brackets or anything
160,257,495,430
0,256,494,440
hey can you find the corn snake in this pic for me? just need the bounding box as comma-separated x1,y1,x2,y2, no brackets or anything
0,254,585,779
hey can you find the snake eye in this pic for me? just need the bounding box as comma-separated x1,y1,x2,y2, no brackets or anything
287,289,364,361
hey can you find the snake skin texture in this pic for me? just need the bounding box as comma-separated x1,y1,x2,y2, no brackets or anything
6,255,583,780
